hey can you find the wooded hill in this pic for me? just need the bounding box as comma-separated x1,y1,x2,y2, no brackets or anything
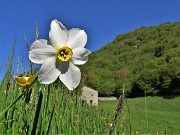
81,22,180,97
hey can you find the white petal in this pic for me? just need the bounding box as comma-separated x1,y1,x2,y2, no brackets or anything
29,40,58,64
59,61,81,90
71,56,88,65
29,39,47,50
38,57,60,84
72,47,91,59
38,39,48,45
49,20,68,48
67,28,87,49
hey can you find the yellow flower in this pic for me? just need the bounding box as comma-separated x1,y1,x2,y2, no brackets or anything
13,75,37,90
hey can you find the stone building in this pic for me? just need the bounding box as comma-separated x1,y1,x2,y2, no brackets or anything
81,86,98,106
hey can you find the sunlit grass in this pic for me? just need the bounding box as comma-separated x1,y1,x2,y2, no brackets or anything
99,96,180,134
0,42,117,134
0,79,115,134
1,75,180,134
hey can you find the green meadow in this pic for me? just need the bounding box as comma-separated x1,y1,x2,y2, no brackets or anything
99,96,180,134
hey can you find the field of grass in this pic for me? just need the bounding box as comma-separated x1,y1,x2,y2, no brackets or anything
99,96,180,134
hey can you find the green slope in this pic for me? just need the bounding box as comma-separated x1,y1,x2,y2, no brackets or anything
82,22,180,96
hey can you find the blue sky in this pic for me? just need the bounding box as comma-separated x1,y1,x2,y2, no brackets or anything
0,0,180,80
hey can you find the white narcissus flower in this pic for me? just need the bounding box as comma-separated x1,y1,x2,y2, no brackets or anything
29,20,91,90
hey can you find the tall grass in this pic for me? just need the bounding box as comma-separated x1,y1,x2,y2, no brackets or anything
0,35,125,134
0,75,123,134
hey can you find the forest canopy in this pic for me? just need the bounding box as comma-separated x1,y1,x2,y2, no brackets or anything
82,22,180,97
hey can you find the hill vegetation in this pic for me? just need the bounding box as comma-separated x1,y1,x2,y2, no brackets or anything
82,22,180,97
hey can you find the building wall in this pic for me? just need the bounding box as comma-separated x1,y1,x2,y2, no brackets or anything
81,86,98,106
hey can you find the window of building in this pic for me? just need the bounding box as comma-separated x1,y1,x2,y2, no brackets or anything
90,100,93,105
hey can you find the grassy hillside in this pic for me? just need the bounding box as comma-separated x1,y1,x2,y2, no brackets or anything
82,22,180,96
